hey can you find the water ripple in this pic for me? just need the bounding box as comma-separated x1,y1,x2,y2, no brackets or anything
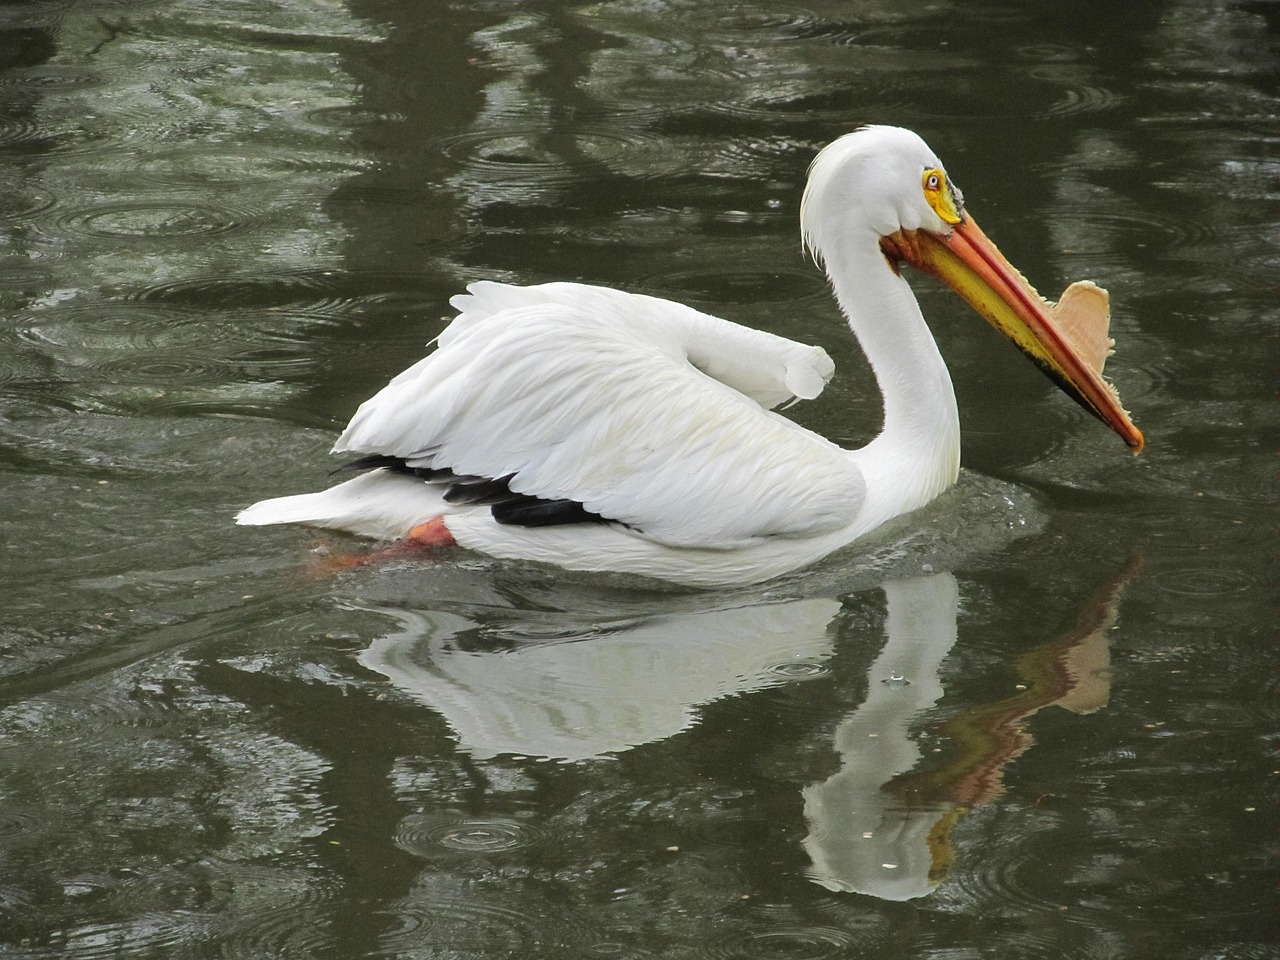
129,145,368,187
949,820,1073,919
378,893,591,956
0,805,43,841
14,299,344,379
0,120,118,158
306,103,408,128
13,297,319,405
17,301,205,352
132,269,345,307
0,65,105,91
1148,566,1250,600
1044,84,1126,116
763,658,831,682
0,112,46,151
0,671,191,742
0,186,58,227
0,1,68,29
40,199,253,243
207,865,339,959
1049,208,1239,260
579,786,773,851
702,925,858,959
93,353,242,388
394,812,541,858
439,125,669,190
6,913,203,960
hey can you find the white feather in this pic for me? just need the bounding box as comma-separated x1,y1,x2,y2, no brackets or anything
236,470,448,541
333,286,858,547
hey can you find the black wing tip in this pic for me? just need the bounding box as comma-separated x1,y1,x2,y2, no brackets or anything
331,455,459,483
491,498,610,527
332,456,613,529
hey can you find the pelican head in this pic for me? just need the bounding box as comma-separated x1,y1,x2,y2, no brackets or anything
802,125,962,250
801,125,1143,453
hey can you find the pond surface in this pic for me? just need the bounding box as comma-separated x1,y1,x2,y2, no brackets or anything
0,0,1275,957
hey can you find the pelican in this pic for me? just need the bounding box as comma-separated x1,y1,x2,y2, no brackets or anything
238,126,1142,587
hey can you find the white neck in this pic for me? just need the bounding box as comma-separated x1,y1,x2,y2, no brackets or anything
827,234,961,531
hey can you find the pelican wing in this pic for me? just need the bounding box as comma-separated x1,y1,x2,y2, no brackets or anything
445,282,836,407
334,283,863,547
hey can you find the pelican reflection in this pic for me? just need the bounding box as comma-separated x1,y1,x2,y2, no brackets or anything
355,558,1135,899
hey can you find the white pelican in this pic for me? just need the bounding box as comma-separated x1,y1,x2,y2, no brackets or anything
238,126,1142,587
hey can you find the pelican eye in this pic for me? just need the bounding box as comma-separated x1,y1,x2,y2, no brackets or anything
922,166,963,225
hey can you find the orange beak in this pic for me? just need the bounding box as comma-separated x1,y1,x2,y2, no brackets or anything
882,216,1144,453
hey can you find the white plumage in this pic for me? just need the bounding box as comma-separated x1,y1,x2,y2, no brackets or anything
335,282,860,547
238,126,1139,586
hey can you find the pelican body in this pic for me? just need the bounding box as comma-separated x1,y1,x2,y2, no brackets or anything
238,126,1141,587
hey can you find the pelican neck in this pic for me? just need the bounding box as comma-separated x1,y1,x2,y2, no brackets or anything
827,233,961,524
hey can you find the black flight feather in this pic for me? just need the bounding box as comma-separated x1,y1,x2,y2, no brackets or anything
332,455,612,528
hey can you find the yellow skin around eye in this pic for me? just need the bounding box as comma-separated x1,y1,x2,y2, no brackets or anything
922,167,963,225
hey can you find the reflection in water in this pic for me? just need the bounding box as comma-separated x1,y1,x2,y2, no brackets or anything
358,559,1137,901
803,574,960,901
891,557,1141,812
808,557,1139,900
359,597,840,763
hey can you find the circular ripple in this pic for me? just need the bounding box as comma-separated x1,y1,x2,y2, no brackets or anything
438,126,666,187
16,913,199,960
1148,566,1250,600
129,145,366,187
705,926,857,960
0,806,42,841
763,657,831,681
948,820,1076,918
48,200,251,241
1044,84,1126,116
209,865,340,959
5,190,60,224
378,895,591,955
0,120,118,159
1047,208,1233,259
95,353,236,387
16,301,203,352
0,65,105,91
435,820,528,854
706,133,808,180
762,11,866,45
0,114,51,152
394,813,541,858
1016,43,1081,63
307,104,407,128
132,270,346,309
12,298,334,409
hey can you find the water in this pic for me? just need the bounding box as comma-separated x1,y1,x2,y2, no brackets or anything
1,0,1275,956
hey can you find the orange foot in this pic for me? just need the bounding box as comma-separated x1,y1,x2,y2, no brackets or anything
304,516,457,578
405,515,456,548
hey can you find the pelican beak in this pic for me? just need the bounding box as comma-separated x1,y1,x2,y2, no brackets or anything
881,217,1144,453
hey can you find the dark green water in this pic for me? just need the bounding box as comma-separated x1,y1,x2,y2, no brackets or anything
0,0,1275,956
